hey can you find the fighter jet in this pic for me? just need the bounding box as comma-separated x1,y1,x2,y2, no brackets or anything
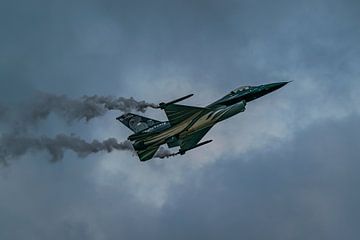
117,81,289,161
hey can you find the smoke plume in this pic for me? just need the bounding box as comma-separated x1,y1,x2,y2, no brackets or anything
154,146,178,159
25,92,159,124
0,133,134,165
0,92,158,130
0,133,178,165
0,92,179,164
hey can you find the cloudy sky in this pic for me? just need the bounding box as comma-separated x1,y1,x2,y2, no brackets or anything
1,0,360,239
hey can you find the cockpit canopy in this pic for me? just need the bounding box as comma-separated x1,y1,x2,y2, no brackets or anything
230,86,250,94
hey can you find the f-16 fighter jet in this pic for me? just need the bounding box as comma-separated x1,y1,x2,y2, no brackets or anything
117,82,289,161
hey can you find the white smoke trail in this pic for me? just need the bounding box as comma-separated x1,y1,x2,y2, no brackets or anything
0,92,159,129
25,92,159,123
0,133,134,165
0,134,178,165
0,92,180,164
154,146,179,159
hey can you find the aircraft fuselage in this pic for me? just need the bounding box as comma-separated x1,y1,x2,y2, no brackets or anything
132,82,289,151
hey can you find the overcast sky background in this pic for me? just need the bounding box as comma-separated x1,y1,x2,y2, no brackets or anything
1,0,360,239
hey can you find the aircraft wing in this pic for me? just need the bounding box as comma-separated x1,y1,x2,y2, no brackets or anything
135,145,160,161
164,104,208,126
179,126,212,151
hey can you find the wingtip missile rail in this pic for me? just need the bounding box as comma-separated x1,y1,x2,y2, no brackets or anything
161,139,213,159
158,94,194,109
178,139,213,155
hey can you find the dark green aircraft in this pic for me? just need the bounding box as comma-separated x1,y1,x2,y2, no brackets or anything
117,81,289,161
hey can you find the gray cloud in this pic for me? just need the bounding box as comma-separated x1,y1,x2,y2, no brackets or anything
1,0,360,239
156,115,360,240
1,114,358,240
0,105,7,120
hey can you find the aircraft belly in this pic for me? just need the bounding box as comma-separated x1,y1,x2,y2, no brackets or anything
186,110,219,132
143,118,192,145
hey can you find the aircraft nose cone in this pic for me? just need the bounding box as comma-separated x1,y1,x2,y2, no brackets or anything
259,81,291,94
235,81,290,103
265,81,290,91
245,81,290,101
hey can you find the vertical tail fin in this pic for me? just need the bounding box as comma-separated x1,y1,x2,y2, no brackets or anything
116,113,162,133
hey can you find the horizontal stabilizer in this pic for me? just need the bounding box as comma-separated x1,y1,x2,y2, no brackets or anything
135,145,159,161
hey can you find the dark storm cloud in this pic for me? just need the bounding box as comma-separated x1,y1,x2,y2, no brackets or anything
95,0,360,90
0,0,360,239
